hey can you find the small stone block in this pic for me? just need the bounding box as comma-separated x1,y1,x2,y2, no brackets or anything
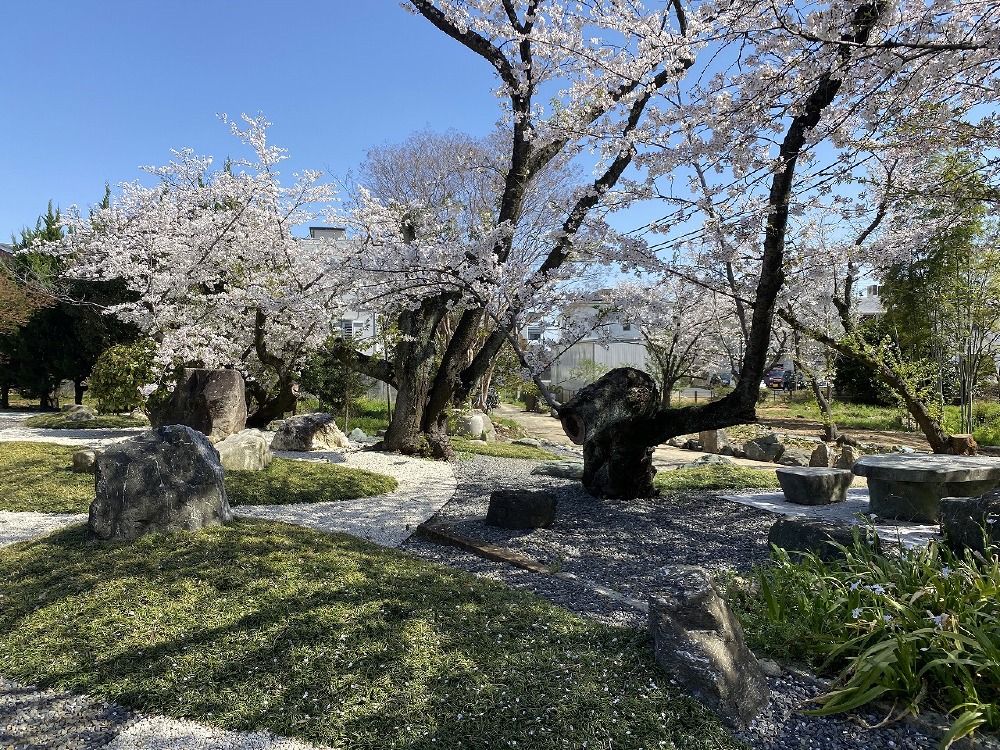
486,489,557,529
776,467,853,505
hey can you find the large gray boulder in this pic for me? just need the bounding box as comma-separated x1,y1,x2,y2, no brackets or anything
776,449,810,467
938,492,1000,555
270,413,349,451
215,429,272,471
744,434,784,463
450,410,497,442
530,460,584,479
649,566,769,728
90,425,231,541
150,368,247,441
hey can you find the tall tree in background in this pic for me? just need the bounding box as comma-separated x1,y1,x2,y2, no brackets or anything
41,115,344,426
340,127,613,456
0,201,136,408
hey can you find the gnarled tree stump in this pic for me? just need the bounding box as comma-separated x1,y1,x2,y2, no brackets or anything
559,367,660,499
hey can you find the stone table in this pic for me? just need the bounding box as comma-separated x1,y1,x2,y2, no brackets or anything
852,454,1000,522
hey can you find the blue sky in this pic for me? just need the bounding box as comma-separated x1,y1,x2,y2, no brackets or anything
0,1,504,240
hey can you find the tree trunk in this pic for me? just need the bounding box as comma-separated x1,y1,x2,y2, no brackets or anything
0,386,9,408
377,300,454,459
561,367,761,499
246,378,297,428
806,371,838,441
559,368,661,498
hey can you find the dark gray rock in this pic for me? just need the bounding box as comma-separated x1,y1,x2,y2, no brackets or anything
776,449,810,467
270,413,349,451
768,517,881,562
486,489,558,529
150,368,247,441
61,403,97,416
745,436,784,463
649,565,768,728
530,460,584,479
512,437,541,448
90,425,231,541
775,467,853,505
938,492,1000,555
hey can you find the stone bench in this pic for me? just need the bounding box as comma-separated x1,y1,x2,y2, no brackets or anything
853,455,1000,523
775,467,853,506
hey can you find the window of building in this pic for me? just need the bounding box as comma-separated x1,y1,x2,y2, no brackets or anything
621,323,632,331
526,326,543,341
340,319,354,339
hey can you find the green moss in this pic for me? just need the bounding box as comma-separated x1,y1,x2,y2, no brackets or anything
0,521,739,749
654,463,780,492
21,413,148,429
226,458,397,506
0,442,94,513
450,437,562,461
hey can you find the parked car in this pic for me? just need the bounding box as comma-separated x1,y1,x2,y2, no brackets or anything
766,368,786,388
782,370,805,390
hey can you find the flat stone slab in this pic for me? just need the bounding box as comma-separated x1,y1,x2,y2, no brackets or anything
853,455,1000,522
852,454,1000,483
775,467,853,506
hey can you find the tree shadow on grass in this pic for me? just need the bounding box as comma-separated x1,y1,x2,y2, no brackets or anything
0,521,739,750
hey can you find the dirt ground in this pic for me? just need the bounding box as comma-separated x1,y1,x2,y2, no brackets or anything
754,404,932,451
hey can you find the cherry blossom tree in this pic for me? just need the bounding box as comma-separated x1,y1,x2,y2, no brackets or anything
42,114,344,426
404,0,999,495
610,277,723,407
337,127,618,456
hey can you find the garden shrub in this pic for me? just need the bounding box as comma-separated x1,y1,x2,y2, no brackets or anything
88,340,157,414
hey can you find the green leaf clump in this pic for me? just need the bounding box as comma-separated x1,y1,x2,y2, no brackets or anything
730,532,1000,747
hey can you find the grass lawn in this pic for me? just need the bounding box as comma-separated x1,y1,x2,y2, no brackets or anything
0,443,398,514
654,464,780,493
450,437,562,461
226,457,397,505
0,442,95,513
21,413,149,429
0,521,739,750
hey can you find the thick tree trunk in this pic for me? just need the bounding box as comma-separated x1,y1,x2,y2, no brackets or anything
246,378,297,428
0,386,8,409
561,367,762,499
377,300,454,459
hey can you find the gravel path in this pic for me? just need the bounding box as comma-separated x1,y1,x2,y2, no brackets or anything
402,454,960,750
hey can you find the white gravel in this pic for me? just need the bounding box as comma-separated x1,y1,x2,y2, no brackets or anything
0,510,88,547
234,449,456,547
103,716,334,750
